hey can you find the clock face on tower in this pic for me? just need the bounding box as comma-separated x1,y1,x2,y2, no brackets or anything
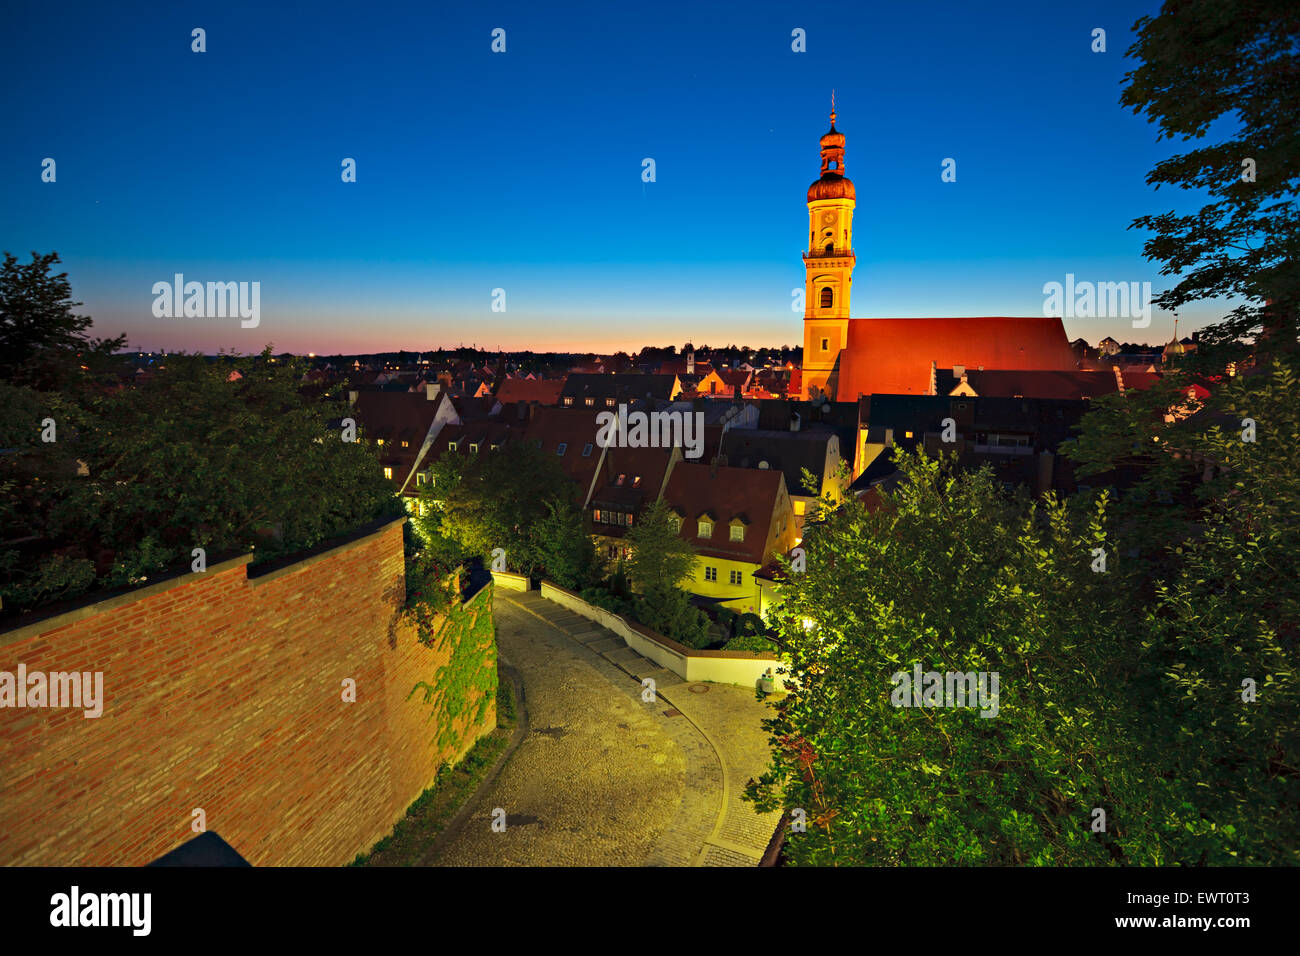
821,211,836,225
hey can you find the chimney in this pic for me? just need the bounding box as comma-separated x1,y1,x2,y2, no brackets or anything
953,364,965,379
1112,365,1125,394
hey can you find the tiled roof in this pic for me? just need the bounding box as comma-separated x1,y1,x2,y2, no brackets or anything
494,376,566,405
838,317,1077,398
662,462,788,566
937,368,1120,401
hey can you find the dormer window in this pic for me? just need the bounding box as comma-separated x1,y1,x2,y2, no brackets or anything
564,397,574,406
447,441,458,452
605,397,615,407
632,476,641,487
698,520,713,538
469,443,479,453
556,442,567,456
416,473,427,486
582,443,593,457
730,525,744,542
401,440,410,448
585,397,594,406
383,466,394,480
616,473,626,486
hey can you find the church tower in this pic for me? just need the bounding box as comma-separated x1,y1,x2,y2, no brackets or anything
802,102,856,402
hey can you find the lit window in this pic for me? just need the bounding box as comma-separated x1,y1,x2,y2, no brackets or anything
416,473,427,486
448,441,458,452
582,443,593,457
904,430,913,439
383,466,394,480
469,443,479,453
377,438,385,446
401,440,409,448
670,516,682,532
564,397,574,406
729,570,742,585
704,566,717,582
632,475,642,487
730,525,744,542
616,474,626,486
585,397,594,406
698,521,713,538
605,397,615,407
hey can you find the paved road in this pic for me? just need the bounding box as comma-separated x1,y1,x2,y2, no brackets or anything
425,591,782,866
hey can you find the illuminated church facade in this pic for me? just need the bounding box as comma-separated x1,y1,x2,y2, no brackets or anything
800,110,1076,402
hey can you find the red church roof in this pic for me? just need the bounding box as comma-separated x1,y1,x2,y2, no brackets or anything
836,317,1077,399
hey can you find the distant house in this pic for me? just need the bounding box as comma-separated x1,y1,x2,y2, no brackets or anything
933,366,1122,401
348,389,458,499
661,462,797,617
494,375,566,406
711,427,846,537
559,373,681,408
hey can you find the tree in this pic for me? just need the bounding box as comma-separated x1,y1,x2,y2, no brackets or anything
532,495,598,590
412,441,574,576
1065,351,1300,864
625,500,696,592
1,348,402,614
0,251,126,390
1120,2,1299,363
747,449,1144,865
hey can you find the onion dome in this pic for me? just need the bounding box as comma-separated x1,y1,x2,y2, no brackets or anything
808,106,854,201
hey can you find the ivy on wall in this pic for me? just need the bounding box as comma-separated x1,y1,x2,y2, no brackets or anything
406,584,497,759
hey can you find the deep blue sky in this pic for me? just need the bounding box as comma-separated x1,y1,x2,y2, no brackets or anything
2,0,1223,354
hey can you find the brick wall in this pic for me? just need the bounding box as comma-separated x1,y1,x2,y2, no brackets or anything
0,518,496,866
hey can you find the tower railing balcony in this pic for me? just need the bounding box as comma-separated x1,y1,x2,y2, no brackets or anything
802,249,856,260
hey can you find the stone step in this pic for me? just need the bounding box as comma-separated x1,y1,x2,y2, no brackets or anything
632,665,681,688
604,646,647,670
589,636,626,655
549,616,590,631
571,628,609,645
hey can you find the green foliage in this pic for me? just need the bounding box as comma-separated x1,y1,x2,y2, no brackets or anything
578,584,633,617
634,584,711,648
0,251,126,390
723,631,776,653
405,587,498,758
532,495,599,590
748,448,1136,865
1119,1,1299,360
1,348,402,615
626,500,697,593
411,440,574,576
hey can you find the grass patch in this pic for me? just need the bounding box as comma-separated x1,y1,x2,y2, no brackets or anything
349,667,518,867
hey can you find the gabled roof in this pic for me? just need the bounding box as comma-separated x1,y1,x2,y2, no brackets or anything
837,317,1077,398
520,406,607,503
495,375,566,405
936,368,1120,401
662,462,787,566
560,373,680,403
716,428,835,496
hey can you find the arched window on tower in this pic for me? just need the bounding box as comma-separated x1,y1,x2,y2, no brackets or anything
820,287,833,309
824,241,834,255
